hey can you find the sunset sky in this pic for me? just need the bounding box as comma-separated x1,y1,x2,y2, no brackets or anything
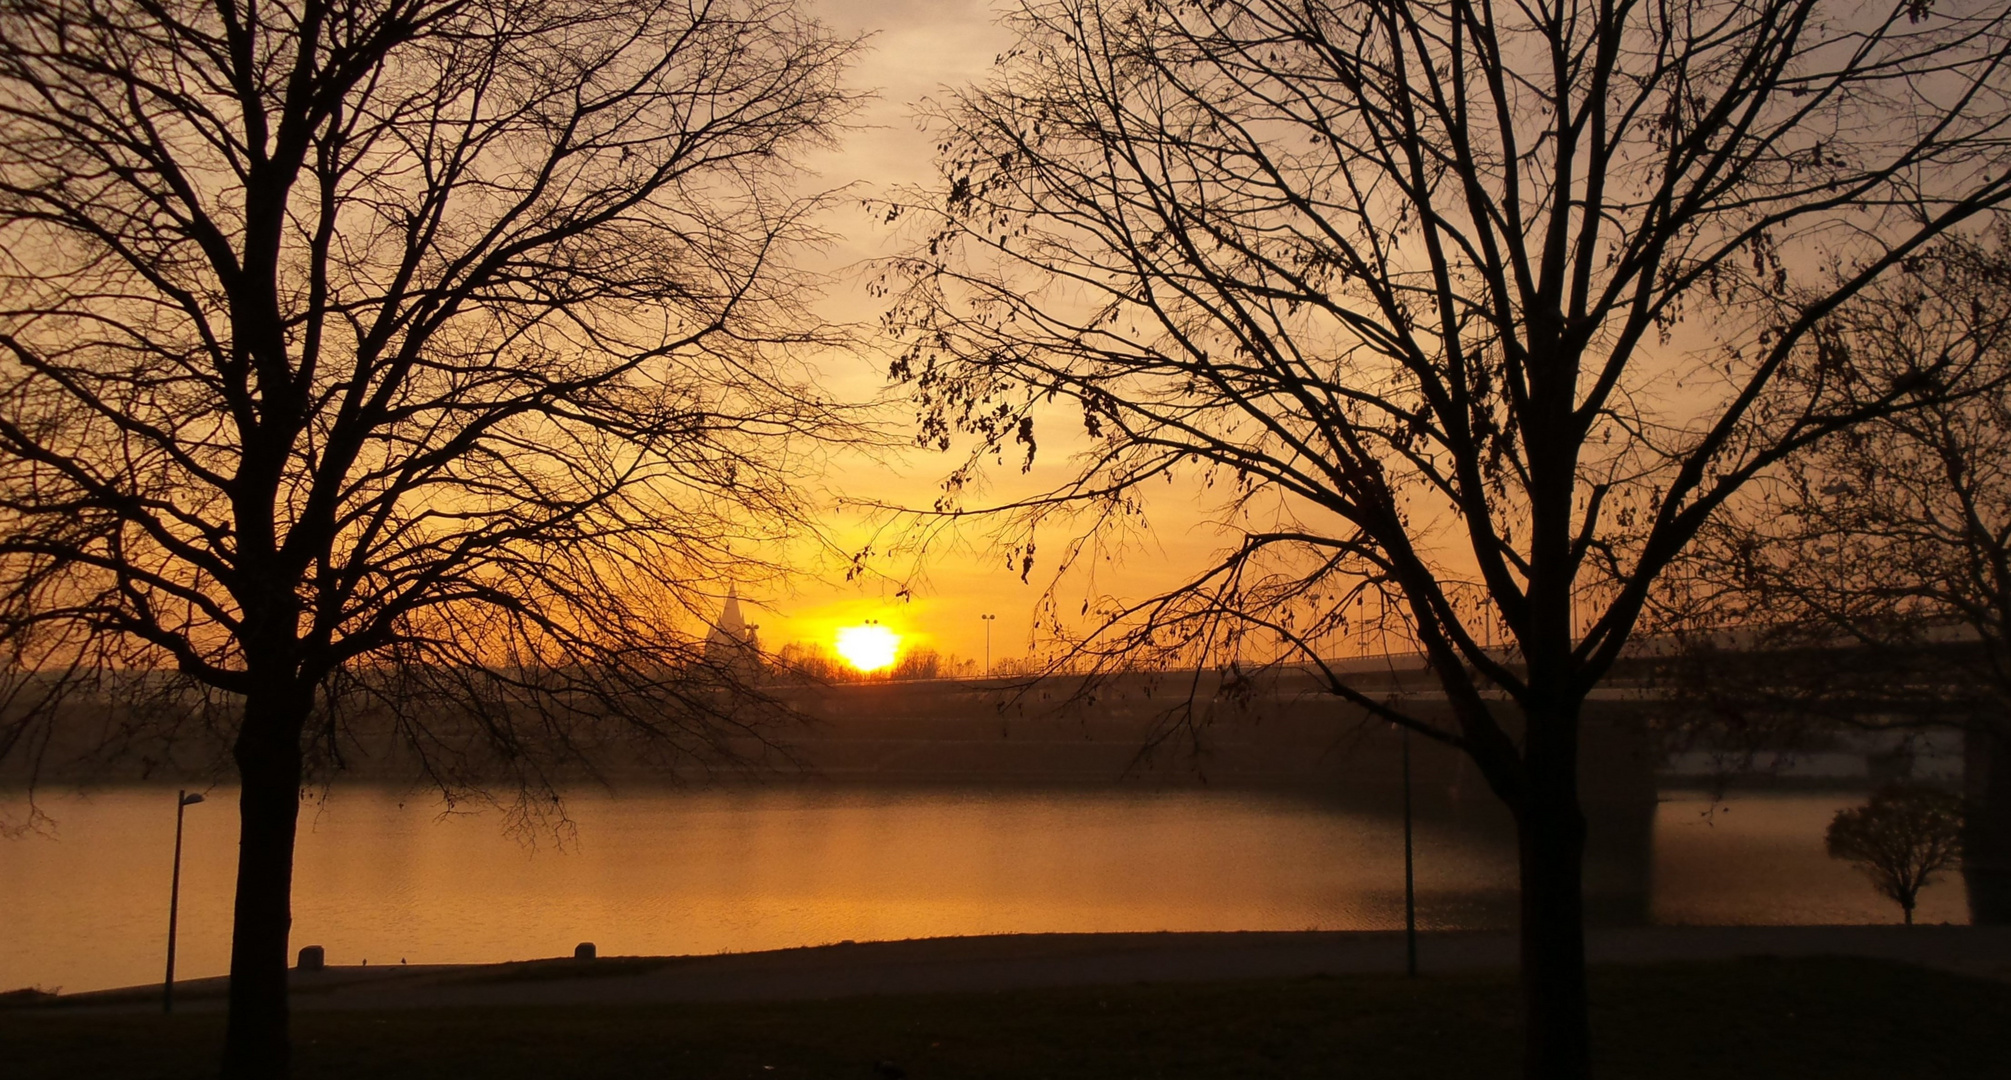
760,0,1758,671
752,0,1231,667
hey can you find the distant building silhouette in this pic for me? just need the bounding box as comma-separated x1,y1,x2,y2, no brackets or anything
704,587,763,676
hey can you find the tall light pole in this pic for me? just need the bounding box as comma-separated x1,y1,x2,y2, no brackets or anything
164,789,204,1014
980,613,996,676
1401,724,1418,978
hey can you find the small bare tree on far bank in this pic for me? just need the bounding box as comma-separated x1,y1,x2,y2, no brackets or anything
1828,785,1966,924
880,2,2011,1076
1655,235,2011,920
0,1,859,1077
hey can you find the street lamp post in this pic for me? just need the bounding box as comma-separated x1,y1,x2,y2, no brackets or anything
1401,724,1417,977
164,789,204,1014
980,614,996,676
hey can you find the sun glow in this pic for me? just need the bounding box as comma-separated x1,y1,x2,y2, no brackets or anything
835,624,899,672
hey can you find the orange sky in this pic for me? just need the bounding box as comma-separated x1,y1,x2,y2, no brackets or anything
751,1,1694,668
744,1,1236,666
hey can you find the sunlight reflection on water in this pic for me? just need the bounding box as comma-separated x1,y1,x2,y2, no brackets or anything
0,784,1968,993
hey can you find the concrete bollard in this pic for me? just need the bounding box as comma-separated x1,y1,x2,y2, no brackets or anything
574,941,596,960
297,945,325,972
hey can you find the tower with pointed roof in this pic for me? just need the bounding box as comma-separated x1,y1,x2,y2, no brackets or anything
703,586,762,674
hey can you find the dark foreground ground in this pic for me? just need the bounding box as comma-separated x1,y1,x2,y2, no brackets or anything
7,956,2010,1080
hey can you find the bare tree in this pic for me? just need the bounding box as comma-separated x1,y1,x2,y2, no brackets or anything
1662,236,2011,919
879,1,2011,1075
1828,784,1966,923
0,1,857,1076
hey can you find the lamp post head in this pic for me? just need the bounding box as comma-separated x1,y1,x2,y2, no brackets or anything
179,792,205,807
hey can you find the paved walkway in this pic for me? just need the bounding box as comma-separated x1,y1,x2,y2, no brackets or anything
33,925,2011,1014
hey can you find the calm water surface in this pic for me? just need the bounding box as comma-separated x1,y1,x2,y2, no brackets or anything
0,785,1968,994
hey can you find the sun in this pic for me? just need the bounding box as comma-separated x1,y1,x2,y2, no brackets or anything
835,624,899,673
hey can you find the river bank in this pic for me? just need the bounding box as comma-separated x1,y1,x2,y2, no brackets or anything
20,924,2011,1014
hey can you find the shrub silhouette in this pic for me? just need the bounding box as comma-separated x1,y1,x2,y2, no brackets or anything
1826,785,1965,924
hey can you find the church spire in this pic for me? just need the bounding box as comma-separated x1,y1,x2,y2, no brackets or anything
704,585,760,672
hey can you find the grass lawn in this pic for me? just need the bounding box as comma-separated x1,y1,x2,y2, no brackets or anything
4,957,2006,1079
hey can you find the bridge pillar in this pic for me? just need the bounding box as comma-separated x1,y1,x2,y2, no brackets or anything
1580,711,1657,926
1965,726,2011,925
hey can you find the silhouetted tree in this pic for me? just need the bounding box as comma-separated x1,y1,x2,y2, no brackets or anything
772,641,962,682
892,646,944,679
0,1,857,1076
881,1,2011,1075
774,640,846,681
1661,236,2011,919
1827,784,1966,923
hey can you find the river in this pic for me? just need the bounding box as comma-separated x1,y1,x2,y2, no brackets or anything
0,784,1969,994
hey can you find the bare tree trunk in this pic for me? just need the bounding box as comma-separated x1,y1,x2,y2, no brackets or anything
220,683,307,1080
1965,724,2011,924
1518,706,1592,1080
